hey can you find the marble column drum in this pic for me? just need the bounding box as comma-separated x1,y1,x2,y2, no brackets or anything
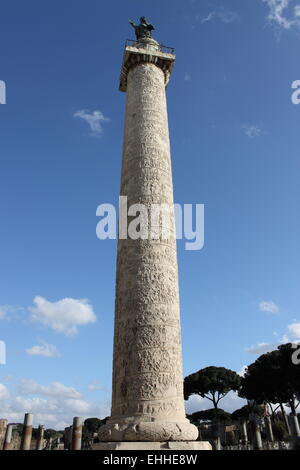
99,39,198,442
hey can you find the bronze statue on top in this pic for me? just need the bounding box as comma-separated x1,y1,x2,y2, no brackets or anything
129,17,155,40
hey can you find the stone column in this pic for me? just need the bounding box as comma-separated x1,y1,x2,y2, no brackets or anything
20,413,33,450
64,426,73,450
265,416,274,443
99,37,198,444
3,424,13,450
36,425,45,450
240,419,248,444
71,417,83,450
0,419,8,449
280,404,291,435
55,437,61,450
289,414,300,437
254,425,263,450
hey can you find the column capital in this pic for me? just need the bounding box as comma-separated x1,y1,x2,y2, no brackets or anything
119,39,175,92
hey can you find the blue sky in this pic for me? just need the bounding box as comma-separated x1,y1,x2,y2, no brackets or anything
1,0,300,429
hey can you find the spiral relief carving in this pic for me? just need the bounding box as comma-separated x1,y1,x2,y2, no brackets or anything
101,40,198,442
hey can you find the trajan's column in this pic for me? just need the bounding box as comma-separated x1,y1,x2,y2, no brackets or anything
99,18,211,450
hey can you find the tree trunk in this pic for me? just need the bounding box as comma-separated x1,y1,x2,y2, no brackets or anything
211,421,222,450
289,413,300,438
211,401,222,450
280,403,291,435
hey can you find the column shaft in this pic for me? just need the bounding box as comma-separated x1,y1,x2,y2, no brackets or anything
99,41,197,442
71,417,83,450
21,413,33,450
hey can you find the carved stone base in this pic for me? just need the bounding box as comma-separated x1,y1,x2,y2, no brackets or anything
94,441,212,451
98,419,198,442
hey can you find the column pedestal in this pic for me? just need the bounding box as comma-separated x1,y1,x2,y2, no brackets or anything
95,441,212,451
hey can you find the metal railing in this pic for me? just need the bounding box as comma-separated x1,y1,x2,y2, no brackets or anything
125,39,175,55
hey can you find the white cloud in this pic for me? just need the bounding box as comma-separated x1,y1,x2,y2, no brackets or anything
29,296,97,336
238,365,247,377
0,304,17,320
0,383,10,400
74,109,110,137
245,341,278,355
201,9,239,24
1,375,13,383
18,379,82,399
63,398,97,414
241,125,262,139
26,341,60,358
186,390,246,415
218,10,240,24
262,0,293,29
87,380,104,392
287,322,300,340
262,0,300,31
0,306,7,320
259,300,279,314
295,5,300,17
245,319,300,354
0,379,110,429
184,72,191,82
13,396,57,412
201,12,215,23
